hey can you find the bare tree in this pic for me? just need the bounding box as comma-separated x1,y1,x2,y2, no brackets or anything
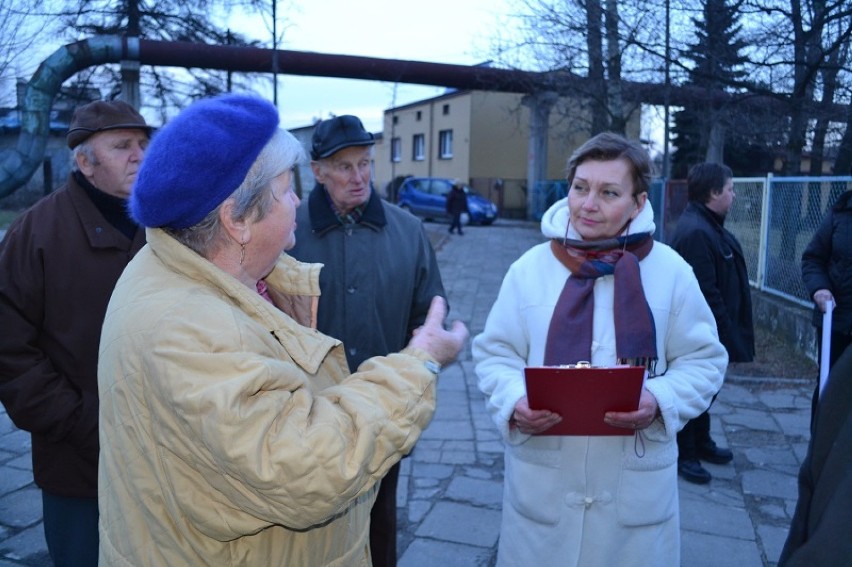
586,0,607,132
743,0,852,174
27,0,273,119
835,95,852,174
0,0,44,106
496,0,851,179
503,0,667,136
809,40,847,175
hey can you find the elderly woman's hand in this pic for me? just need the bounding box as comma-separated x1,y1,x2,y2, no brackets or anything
408,296,469,367
511,397,562,435
603,388,660,431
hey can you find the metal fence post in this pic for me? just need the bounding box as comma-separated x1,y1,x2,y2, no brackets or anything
757,173,772,292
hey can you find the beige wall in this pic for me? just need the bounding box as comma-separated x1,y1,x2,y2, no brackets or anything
373,90,643,216
468,91,528,179
375,93,473,195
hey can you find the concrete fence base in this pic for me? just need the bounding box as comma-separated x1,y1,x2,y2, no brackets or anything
751,289,817,363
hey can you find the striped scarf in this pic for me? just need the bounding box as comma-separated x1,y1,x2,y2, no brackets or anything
544,232,657,368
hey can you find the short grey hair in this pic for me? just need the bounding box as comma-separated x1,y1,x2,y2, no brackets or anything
71,140,97,172
165,128,305,257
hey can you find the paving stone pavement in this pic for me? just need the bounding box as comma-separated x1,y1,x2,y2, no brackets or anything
0,219,815,566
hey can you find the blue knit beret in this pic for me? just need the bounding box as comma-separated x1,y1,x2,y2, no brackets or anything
130,94,279,229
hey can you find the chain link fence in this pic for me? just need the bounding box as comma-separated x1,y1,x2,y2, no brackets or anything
531,176,852,309
660,175,852,308
530,180,568,220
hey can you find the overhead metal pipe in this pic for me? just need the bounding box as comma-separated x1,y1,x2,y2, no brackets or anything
1,36,139,197
2,36,845,198
136,39,548,93
1,36,551,198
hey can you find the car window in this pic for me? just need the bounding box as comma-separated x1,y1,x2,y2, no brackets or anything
433,181,451,196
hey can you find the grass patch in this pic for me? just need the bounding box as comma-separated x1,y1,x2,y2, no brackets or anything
728,323,818,380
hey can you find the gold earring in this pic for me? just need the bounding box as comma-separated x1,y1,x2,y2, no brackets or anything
239,242,246,265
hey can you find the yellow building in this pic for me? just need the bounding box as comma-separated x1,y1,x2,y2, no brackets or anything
373,89,641,218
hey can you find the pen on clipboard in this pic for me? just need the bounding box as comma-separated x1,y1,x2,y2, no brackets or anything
819,300,834,395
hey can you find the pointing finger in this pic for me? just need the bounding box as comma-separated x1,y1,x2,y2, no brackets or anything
422,296,448,328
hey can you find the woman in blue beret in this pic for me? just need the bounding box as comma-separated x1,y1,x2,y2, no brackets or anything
96,93,467,566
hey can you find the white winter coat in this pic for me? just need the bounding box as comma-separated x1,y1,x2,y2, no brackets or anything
472,198,727,567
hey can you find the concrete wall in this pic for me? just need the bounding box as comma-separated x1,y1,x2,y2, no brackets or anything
751,289,817,363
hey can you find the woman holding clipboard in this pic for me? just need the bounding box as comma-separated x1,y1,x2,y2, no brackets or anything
472,133,727,567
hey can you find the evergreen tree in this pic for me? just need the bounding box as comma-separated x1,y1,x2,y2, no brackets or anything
671,0,748,176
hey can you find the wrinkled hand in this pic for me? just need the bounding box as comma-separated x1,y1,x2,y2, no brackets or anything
408,296,469,366
814,289,835,313
511,396,562,435
604,388,660,431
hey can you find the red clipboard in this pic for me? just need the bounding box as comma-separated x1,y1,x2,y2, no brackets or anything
524,365,646,436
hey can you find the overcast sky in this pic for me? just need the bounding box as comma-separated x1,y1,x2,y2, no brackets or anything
234,0,662,147
4,0,663,146
229,0,511,131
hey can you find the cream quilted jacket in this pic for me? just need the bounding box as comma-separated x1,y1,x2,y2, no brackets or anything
98,228,437,566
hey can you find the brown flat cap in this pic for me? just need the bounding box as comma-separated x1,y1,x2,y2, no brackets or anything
66,100,152,149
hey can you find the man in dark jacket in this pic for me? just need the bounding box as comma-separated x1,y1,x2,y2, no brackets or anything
289,115,445,567
779,343,852,566
0,100,150,566
669,162,754,484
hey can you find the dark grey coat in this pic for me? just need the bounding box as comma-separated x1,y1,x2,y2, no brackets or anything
289,186,445,372
802,190,852,335
779,344,852,566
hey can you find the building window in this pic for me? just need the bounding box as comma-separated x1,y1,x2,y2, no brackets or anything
416,110,422,121
391,137,401,162
442,104,450,115
392,115,399,125
439,130,453,159
413,134,425,161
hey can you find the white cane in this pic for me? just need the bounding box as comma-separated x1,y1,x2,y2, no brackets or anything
819,300,834,396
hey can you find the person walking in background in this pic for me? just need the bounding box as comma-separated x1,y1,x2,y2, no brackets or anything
446,180,469,235
289,115,446,567
98,94,467,566
802,189,852,414
473,132,727,566
669,162,754,484
0,100,151,566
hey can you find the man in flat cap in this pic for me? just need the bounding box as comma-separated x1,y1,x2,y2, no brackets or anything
0,99,151,566
289,115,445,567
